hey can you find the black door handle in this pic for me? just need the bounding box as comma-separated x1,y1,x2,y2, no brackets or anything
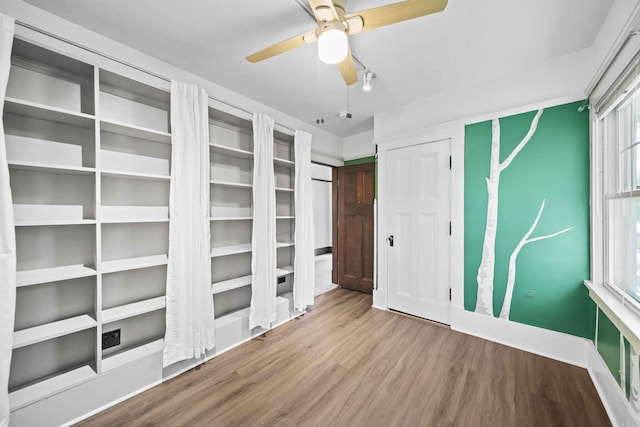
388,235,394,247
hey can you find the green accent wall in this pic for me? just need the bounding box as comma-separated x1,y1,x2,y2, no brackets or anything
344,156,376,166
598,309,621,386
464,101,594,338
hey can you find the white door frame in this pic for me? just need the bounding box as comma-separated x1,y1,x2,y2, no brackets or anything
375,122,465,315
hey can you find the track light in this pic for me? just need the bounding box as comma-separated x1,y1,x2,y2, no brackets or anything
362,70,373,92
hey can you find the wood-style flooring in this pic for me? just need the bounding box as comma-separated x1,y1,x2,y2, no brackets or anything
78,288,611,427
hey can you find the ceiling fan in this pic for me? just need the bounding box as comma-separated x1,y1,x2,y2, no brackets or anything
246,0,448,85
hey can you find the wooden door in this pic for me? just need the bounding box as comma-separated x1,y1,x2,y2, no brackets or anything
387,139,451,323
336,162,375,293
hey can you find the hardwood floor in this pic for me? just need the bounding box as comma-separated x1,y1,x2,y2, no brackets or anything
78,289,610,427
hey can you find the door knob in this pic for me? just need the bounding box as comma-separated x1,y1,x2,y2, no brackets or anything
388,235,394,247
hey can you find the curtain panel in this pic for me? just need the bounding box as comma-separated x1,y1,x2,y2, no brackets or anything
250,113,276,330
163,81,215,367
293,130,315,311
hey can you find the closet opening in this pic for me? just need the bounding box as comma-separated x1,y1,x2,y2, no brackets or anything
311,162,337,296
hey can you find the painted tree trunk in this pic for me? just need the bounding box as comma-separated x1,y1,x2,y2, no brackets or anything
475,109,544,317
499,200,572,319
475,119,501,316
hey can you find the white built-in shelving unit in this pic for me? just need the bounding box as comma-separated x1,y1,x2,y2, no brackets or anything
5,38,170,410
274,132,295,300
6,36,301,420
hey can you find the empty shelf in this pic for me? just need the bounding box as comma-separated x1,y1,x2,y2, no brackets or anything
210,216,252,221
276,241,295,249
211,244,252,258
275,187,294,192
102,296,166,324
276,216,295,220
211,275,252,295
9,365,96,411
16,265,97,287
101,254,168,274
5,97,95,128
15,219,96,227
210,143,253,159
102,339,164,372
210,180,252,189
8,160,95,175
13,314,96,349
277,266,294,277
101,169,170,181
101,218,169,224
274,157,294,167
101,119,171,144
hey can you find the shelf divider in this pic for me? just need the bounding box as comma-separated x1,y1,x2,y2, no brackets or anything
102,296,166,324
13,315,97,349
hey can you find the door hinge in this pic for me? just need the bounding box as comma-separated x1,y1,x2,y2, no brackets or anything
449,221,452,236
449,288,452,301
449,156,452,170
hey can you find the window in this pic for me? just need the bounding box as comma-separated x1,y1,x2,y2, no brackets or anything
604,78,640,304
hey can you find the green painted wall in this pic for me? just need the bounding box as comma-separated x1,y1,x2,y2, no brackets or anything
464,101,594,338
598,309,621,386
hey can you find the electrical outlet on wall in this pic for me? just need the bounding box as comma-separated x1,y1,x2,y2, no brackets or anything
102,329,121,349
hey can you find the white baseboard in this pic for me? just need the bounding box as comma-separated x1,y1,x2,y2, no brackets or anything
587,342,638,427
450,306,589,367
372,289,387,311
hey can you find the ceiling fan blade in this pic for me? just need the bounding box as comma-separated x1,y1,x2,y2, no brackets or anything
246,29,317,63
337,48,357,85
308,0,340,22
345,0,447,35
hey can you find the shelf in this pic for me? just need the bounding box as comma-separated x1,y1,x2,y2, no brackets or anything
8,160,95,176
101,118,171,144
101,254,168,274
4,97,94,128
102,339,164,372
101,218,169,224
210,216,253,221
13,315,96,349
102,296,166,324
16,265,97,287
210,143,253,159
274,157,294,167
276,216,295,220
210,180,252,189
211,244,252,258
276,241,295,249
277,266,294,277
101,169,170,182
9,365,96,411
276,187,294,193
15,219,96,227
211,275,252,295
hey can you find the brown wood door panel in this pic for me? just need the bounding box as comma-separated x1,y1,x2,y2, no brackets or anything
336,162,375,294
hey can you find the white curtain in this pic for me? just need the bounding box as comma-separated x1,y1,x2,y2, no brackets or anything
293,130,315,311
0,14,14,427
250,113,276,330
163,81,215,367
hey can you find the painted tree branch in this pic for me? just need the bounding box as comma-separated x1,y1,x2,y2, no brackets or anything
475,108,544,316
498,199,573,319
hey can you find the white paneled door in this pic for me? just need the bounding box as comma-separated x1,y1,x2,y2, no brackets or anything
387,139,451,324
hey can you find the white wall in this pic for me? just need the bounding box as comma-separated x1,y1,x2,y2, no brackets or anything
374,48,594,141
342,129,375,161
311,163,332,250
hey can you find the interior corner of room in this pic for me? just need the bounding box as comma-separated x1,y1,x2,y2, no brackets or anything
1,0,640,426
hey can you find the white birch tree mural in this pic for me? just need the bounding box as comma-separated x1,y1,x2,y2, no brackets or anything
475,108,573,318
630,343,640,417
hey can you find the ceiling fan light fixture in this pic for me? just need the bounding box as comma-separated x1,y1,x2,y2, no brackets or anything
318,21,348,64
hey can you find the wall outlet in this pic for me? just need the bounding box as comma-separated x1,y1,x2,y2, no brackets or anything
277,276,286,284
102,329,121,349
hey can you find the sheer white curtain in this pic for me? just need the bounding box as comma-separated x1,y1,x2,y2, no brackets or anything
0,14,15,427
250,113,276,330
163,81,215,367
293,130,315,311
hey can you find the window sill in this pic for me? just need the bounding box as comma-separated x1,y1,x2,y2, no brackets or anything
584,280,640,348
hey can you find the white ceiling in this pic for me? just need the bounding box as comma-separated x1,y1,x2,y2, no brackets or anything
22,0,613,137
